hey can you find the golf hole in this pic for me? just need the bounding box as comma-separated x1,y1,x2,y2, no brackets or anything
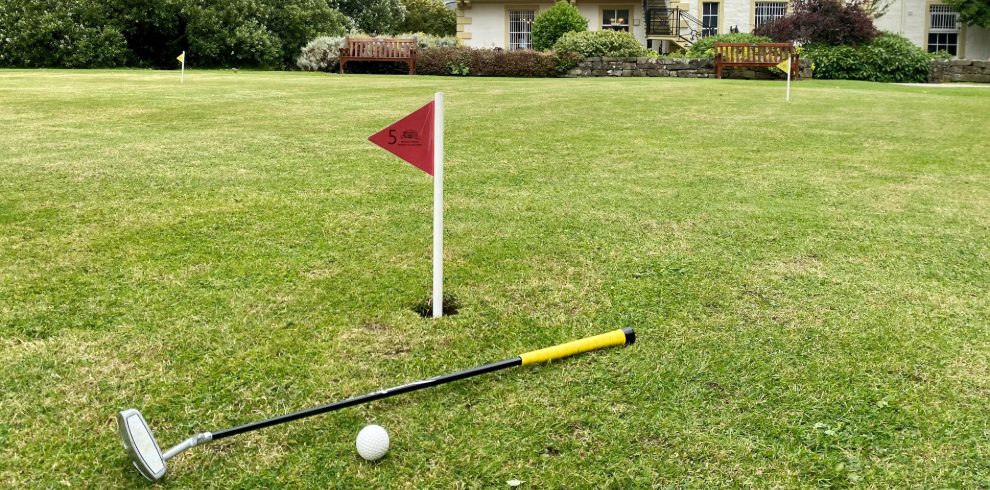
412,293,460,317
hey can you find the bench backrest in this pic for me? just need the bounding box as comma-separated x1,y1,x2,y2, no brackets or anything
343,37,417,59
714,42,794,64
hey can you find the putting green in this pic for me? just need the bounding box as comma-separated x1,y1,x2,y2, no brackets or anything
1,70,988,487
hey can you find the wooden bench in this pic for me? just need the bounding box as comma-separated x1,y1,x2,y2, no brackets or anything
339,37,417,75
714,42,798,80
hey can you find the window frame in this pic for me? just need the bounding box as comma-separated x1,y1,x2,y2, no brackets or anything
701,2,720,38
926,3,962,56
506,7,537,50
753,1,788,29
601,7,632,32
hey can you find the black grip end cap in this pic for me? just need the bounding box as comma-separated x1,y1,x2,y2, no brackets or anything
622,327,636,345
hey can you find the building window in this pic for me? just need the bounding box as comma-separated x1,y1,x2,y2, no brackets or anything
702,2,719,37
602,9,631,32
754,2,787,28
508,10,535,50
928,4,960,55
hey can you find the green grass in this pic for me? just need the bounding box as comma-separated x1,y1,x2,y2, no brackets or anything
1,69,988,488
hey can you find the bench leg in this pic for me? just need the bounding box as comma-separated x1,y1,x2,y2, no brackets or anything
716,65,722,79
408,59,415,75
340,60,346,75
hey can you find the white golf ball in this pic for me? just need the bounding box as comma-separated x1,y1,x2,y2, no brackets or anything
355,424,390,461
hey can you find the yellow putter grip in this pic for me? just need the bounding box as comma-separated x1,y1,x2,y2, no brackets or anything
519,328,635,366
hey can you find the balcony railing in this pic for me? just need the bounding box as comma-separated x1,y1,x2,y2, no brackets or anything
645,7,704,45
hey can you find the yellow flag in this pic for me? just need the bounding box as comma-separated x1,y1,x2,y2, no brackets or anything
177,52,185,63
775,58,789,73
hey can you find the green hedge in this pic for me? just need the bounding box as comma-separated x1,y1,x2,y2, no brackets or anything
416,47,560,77
805,33,932,83
552,30,647,57
684,33,772,59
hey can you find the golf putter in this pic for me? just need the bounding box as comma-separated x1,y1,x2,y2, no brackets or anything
117,327,635,481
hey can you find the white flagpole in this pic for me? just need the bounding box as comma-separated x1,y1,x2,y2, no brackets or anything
432,92,444,318
785,58,791,102
180,51,185,83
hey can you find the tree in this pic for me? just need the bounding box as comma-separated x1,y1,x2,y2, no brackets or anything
271,0,350,66
334,0,406,35
532,0,588,51
111,0,348,68
0,0,130,67
753,0,877,46
397,0,455,36
945,0,990,28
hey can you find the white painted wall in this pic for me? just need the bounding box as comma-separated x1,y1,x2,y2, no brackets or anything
966,26,990,59
724,0,751,33
875,0,928,46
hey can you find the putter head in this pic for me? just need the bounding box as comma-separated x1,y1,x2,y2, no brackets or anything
117,409,167,482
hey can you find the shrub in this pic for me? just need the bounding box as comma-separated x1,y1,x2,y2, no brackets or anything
552,30,646,58
406,33,459,49
397,0,456,36
297,36,346,71
684,33,771,59
804,33,932,83
417,47,560,77
532,0,588,51
754,0,877,46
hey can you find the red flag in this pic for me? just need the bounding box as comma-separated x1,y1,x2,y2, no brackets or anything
369,101,434,175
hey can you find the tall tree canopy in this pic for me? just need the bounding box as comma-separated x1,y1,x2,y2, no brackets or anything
396,0,455,36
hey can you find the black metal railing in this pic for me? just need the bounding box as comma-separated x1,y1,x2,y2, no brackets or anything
645,7,704,45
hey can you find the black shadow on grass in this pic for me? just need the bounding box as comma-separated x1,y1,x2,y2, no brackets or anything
411,293,460,317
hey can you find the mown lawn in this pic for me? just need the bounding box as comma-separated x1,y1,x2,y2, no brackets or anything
1,69,988,488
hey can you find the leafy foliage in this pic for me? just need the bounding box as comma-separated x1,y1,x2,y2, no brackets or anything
684,33,771,59
532,0,588,51
0,0,129,68
0,0,353,69
804,33,932,83
416,47,560,77
945,0,990,28
396,0,455,36
753,0,878,46
552,30,647,57
335,0,406,35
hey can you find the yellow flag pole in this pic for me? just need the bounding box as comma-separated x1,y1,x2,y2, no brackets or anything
178,51,185,83
786,57,791,102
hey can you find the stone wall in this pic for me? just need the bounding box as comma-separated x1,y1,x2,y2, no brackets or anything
929,59,990,83
567,57,813,79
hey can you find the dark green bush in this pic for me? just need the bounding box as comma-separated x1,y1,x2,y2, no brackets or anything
684,33,772,59
552,30,646,57
417,47,560,77
0,0,129,68
532,0,588,51
0,0,352,69
805,33,932,83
